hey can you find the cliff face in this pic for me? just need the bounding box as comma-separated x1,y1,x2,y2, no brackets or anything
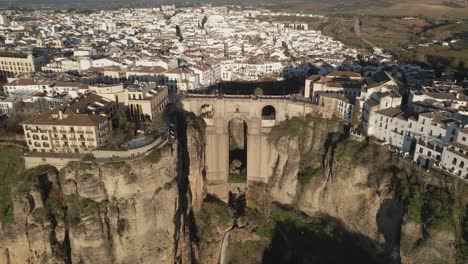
0,113,206,264
264,115,466,264
0,112,466,264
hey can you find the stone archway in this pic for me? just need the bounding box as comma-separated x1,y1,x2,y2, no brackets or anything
228,117,248,183
261,105,276,120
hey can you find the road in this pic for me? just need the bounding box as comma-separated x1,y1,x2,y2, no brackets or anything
354,17,376,48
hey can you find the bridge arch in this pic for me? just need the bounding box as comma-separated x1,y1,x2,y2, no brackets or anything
180,95,329,202
227,117,248,183
261,105,276,120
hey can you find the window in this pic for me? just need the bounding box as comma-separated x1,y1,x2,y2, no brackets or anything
419,148,423,153
453,158,458,165
463,137,466,142
460,161,465,169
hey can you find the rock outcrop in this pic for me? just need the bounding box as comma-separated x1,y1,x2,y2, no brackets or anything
0,111,465,264
0,112,207,264
264,115,465,264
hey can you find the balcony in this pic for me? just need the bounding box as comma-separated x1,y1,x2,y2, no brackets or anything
418,140,444,153
59,130,67,133
77,131,84,134
86,131,93,134
86,138,95,142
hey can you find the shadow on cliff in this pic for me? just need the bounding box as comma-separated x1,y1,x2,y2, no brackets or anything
262,211,385,264
171,102,202,263
25,165,73,264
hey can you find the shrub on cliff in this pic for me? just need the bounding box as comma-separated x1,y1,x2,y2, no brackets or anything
144,149,162,163
0,146,24,224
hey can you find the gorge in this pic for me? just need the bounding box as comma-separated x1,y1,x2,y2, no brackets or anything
0,104,466,264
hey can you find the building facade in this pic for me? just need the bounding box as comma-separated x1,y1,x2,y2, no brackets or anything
0,53,46,78
304,71,365,104
22,94,115,153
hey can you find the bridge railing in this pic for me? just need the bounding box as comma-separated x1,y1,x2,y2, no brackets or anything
183,93,314,104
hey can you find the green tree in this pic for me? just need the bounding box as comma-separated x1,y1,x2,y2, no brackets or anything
201,16,208,29
454,61,467,83
149,112,165,138
282,41,290,57
351,102,361,128
176,25,183,41
108,119,113,135
115,109,128,129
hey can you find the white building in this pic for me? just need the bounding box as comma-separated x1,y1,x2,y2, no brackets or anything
362,91,402,135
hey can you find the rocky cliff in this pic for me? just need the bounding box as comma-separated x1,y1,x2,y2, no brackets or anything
0,112,206,264
261,114,468,264
0,112,466,264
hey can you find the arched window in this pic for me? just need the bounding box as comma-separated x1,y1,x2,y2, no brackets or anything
453,158,458,165
200,104,214,118
460,161,465,169
261,105,276,120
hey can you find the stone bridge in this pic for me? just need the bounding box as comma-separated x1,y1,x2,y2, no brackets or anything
181,94,332,201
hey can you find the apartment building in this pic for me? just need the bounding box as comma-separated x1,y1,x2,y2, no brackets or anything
22,94,115,153
126,65,167,83
319,94,355,121
116,83,168,121
360,71,399,101
304,71,365,104
0,97,19,114
3,79,86,97
3,79,55,96
373,107,411,151
373,108,462,154
0,53,46,78
440,129,468,179
362,91,402,135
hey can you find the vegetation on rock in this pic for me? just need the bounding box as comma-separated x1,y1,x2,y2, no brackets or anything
0,146,24,224
144,149,162,163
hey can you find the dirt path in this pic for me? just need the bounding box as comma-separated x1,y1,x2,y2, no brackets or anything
354,17,376,48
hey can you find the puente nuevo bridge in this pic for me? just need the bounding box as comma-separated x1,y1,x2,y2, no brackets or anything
181,94,333,201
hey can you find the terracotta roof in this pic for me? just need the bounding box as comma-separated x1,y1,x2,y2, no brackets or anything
375,107,402,118
420,112,459,126
127,65,167,74
448,142,468,158
306,74,321,81
424,92,458,101
22,94,112,127
365,98,380,108
326,82,362,89
6,78,54,86
326,71,362,78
